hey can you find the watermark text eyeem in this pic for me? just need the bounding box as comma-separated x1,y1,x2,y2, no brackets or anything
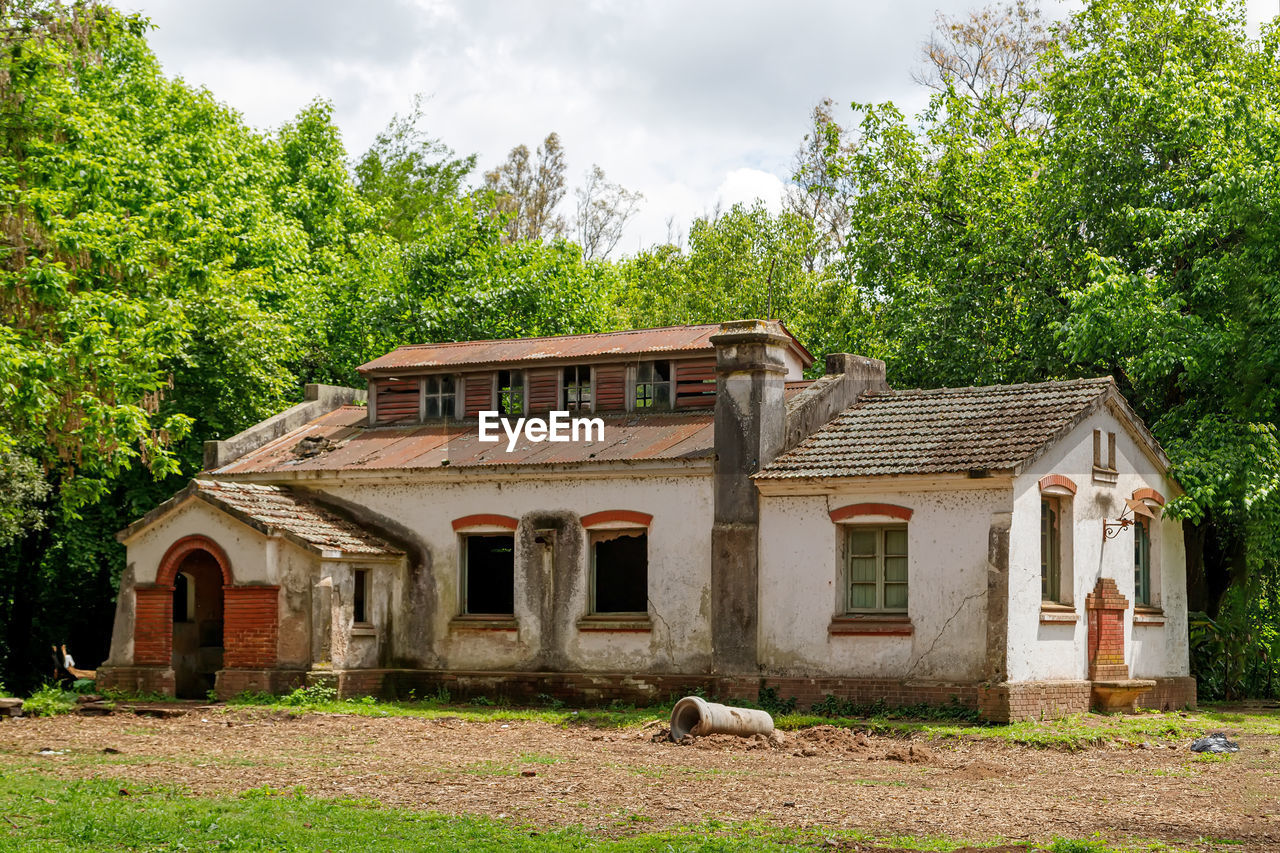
478,410,604,452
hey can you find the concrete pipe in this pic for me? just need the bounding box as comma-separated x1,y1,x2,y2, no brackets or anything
669,696,774,740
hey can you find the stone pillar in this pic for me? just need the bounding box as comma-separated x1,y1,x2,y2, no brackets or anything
1086,577,1129,681
709,320,790,673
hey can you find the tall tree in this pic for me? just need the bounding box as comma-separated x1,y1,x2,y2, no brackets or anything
353,96,476,243
785,98,858,270
484,132,567,242
574,165,643,261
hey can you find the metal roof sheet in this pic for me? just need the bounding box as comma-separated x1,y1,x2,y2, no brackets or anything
212,406,715,475
357,322,813,374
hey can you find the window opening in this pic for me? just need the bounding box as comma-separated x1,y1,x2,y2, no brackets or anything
592,530,648,614
1041,498,1061,602
845,526,908,612
353,569,369,624
563,365,592,411
464,535,515,615
1134,518,1152,606
424,375,456,418
497,371,524,416
634,361,672,409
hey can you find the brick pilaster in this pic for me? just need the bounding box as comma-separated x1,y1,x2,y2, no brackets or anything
223,586,279,669
1087,577,1129,680
133,585,173,665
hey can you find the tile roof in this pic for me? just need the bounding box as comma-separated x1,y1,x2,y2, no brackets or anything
118,479,402,556
757,377,1118,479
211,407,716,475
357,322,813,373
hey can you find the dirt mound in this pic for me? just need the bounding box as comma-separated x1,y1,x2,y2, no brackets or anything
794,725,873,755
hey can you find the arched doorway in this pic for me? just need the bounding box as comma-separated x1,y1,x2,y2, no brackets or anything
156,538,230,699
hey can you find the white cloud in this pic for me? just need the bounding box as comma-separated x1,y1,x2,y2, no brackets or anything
715,169,787,214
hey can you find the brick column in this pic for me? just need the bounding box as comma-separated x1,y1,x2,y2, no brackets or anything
133,585,173,665
1086,577,1129,680
223,586,280,668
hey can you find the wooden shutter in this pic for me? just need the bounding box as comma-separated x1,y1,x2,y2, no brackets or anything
594,364,626,411
674,358,717,408
463,372,495,417
527,368,559,412
375,380,419,424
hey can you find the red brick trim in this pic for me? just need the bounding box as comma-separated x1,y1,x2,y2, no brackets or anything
1038,474,1078,495
580,510,653,529
451,514,519,532
156,535,233,587
1131,487,1166,506
828,503,913,523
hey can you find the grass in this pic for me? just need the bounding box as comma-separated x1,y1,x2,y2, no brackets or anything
0,769,1179,852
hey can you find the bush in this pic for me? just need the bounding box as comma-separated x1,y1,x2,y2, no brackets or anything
809,694,980,723
757,686,797,716
24,684,77,717
1190,583,1280,701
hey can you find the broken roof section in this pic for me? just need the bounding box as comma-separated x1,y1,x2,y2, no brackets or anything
117,479,402,557
357,322,814,375
758,377,1170,479
211,407,716,475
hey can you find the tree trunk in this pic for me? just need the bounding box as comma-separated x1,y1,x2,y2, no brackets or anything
1185,516,1242,618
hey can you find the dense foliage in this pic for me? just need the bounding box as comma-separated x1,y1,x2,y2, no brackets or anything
1,0,1278,697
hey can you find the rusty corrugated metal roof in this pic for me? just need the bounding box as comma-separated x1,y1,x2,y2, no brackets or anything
357,322,813,374
212,406,715,475
758,378,1119,479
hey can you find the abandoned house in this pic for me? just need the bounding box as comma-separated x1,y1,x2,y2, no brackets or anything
98,320,1194,721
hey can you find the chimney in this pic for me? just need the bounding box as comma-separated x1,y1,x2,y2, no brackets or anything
709,319,790,673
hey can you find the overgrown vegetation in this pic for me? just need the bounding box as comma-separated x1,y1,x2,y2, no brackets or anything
21,683,77,717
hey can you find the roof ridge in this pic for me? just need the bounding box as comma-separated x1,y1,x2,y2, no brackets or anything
870,376,1113,397
388,323,722,353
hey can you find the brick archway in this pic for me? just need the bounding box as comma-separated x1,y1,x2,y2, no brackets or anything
156,535,233,587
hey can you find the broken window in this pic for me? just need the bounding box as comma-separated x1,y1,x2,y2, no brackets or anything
563,365,592,411
591,530,648,614
1134,518,1152,606
497,370,524,416
1041,498,1062,603
353,569,370,624
634,361,671,410
845,526,908,612
463,535,515,615
424,375,456,418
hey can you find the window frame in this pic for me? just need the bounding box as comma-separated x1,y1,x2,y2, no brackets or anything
589,528,649,616
422,374,457,419
842,524,908,614
460,533,516,616
1134,517,1152,607
562,365,593,412
1041,496,1062,604
496,370,525,416
633,360,672,411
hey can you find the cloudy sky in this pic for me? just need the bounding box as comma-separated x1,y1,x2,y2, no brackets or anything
120,0,1278,252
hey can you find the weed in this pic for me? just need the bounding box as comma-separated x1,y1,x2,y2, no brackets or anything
280,683,338,706
469,695,494,707
23,683,76,717
535,692,564,709
757,686,797,716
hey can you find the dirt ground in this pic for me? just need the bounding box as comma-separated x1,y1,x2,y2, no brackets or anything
0,709,1277,850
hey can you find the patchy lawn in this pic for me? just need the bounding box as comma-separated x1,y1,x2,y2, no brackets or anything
0,703,1275,851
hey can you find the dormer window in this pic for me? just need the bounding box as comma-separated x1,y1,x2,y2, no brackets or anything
634,361,671,410
423,375,456,418
497,370,524,416
563,366,592,411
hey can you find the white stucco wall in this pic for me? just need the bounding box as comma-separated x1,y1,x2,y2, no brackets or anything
1007,407,1189,682
757,485,1010,680
123,499,276,586
321,472,714,673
